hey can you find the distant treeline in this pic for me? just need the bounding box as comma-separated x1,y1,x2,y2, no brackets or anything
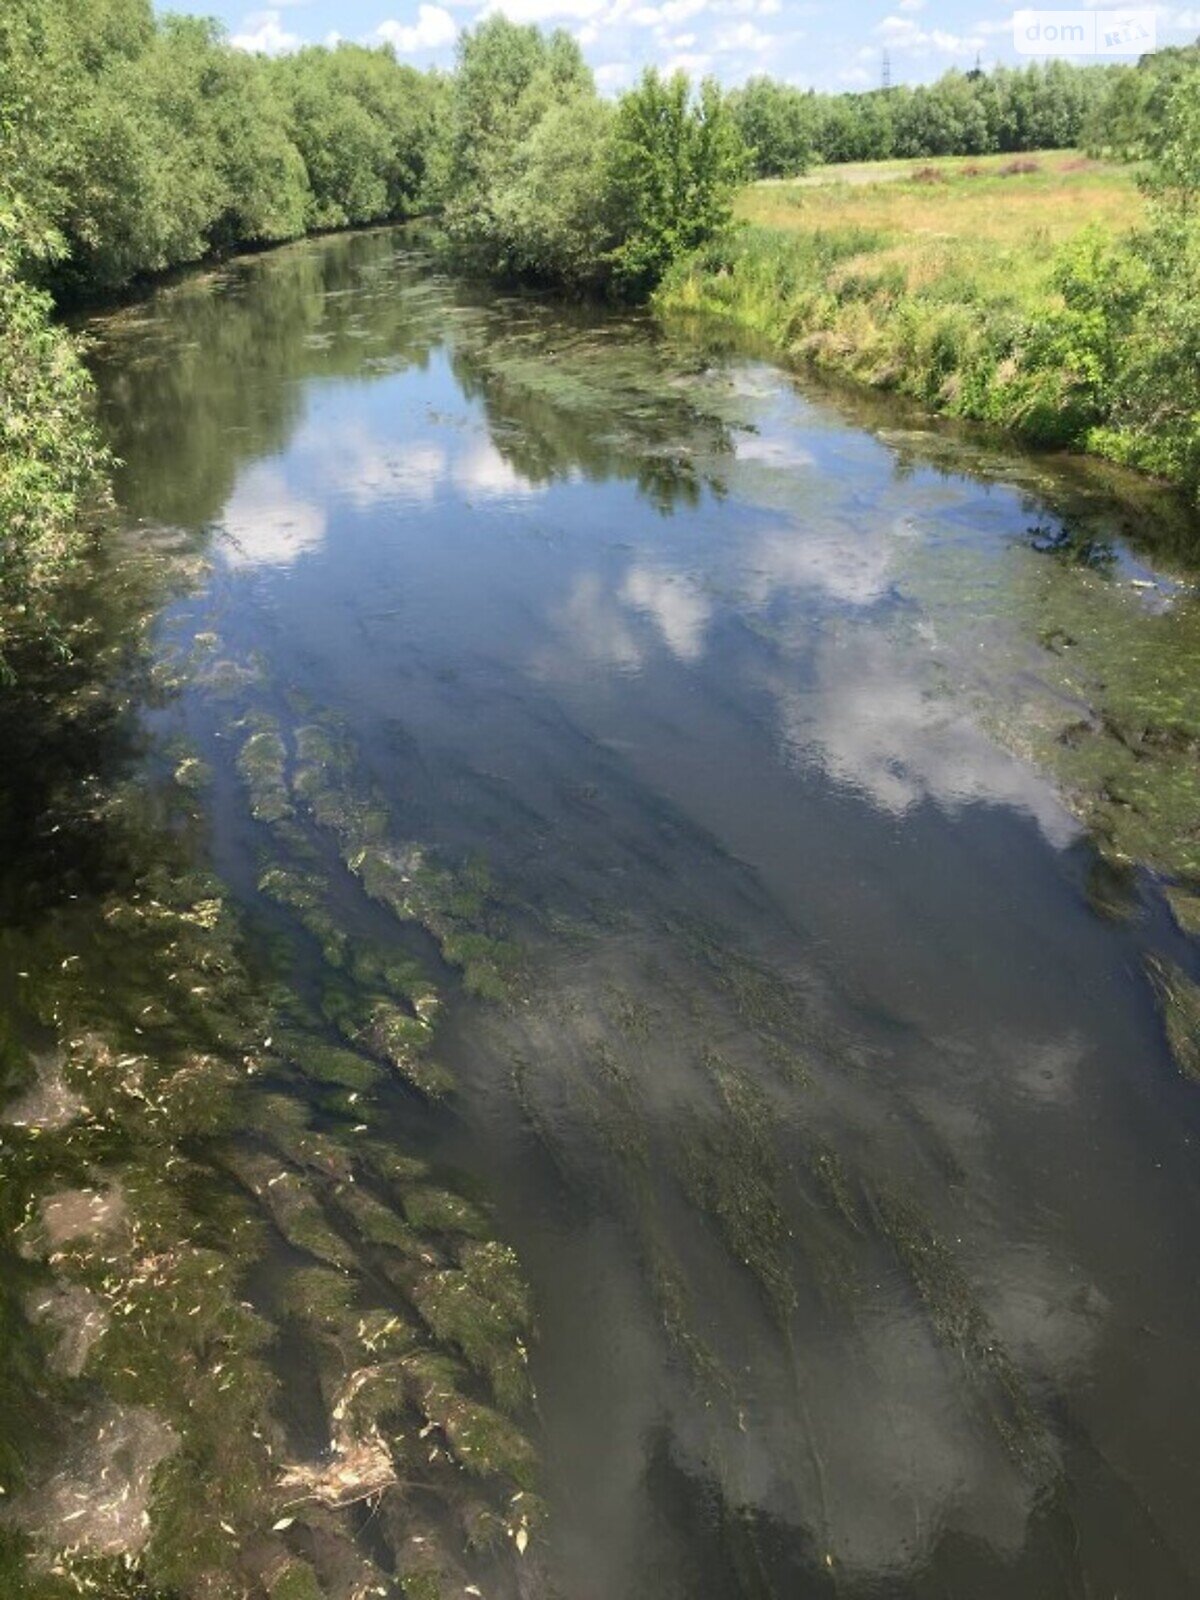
733,62,1108,174
730,48,1200,177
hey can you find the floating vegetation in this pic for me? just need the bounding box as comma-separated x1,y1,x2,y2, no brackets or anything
173,754,212,791
257,869,348,967
402,1186,492,1241
1146,956,1200,1080
351,846,523,1003
401,1351,537,1488
276,1032,384,1093
411,1241,532,1411
904,527,1200,882
807,1140,862,1237
225,1149,358,1269
448,311,735,513
292,723,389,847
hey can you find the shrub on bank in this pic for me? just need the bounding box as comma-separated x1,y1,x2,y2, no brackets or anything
0,214,107,658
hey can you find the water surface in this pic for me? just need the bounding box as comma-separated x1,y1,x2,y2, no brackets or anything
5,228,1200,1600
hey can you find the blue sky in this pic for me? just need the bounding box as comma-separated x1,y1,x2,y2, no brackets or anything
155,0,1200,92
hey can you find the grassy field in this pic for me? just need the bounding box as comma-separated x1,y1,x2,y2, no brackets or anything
657,149,1159,471
739,151,1141,251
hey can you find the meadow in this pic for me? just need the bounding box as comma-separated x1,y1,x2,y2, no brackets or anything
740,151,1141,248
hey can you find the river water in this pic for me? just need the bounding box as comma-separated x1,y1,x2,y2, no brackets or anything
3,227,1200,1600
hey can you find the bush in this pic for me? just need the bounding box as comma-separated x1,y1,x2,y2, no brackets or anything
604,71,747,298
0,210,107,646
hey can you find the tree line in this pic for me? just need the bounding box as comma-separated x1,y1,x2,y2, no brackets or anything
731,61,1116,176
1,1,446,298
729,47,1200,179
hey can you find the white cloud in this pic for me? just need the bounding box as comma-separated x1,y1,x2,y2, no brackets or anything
220,465,327,568
661,0,712,21
898,0,926,11
376,5,458,51
484,0,606,19
230,9,304,53
876,13,983,51
614,0,710,25
713,19,776,49
596,60,636,89
621,566,711,661
877,15,920,41
929,26,983,49
663,47,714,72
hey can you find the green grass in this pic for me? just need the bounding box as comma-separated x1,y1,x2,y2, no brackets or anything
743,151,1140,249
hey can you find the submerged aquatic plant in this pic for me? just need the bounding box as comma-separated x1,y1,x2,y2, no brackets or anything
677,1050,796,1327
0,622,547,1599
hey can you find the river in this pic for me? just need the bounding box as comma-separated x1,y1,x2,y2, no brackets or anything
2,226,1200,1600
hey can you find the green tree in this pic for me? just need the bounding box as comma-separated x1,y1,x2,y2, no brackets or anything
487,97,616,287
0,4,107,642
730,77,816,177
273,48,392,229
1140,68,1200,212
206,47,311,247
446,17,589,193
606,71,747,297
440,18,596,275
1084,42,1200,158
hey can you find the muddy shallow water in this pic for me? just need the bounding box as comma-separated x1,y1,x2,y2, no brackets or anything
3,228,1200,1600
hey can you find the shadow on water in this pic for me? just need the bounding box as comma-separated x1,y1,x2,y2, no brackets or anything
3,226,1200,1599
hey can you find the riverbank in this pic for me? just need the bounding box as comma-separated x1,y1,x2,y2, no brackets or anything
655,153,1200,505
